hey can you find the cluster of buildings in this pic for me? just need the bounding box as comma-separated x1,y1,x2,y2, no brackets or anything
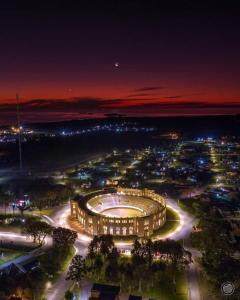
0,122,155,144
0,127,34,144
68,137,239,236
60,123,155,136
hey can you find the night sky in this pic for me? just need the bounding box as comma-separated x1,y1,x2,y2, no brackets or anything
1,1,240,124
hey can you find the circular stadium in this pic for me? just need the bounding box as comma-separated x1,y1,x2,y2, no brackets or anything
70,187,166,237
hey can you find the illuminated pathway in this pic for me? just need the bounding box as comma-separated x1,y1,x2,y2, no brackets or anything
0,200,198,300
45,199,199,300
0,198,200,300
44,205,90,300
165,198,201,300
54,198,195,243
0,231,50,271
19,198,197,300
164,197,196,240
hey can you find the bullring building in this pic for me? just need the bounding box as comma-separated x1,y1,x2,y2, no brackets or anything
70,187,166,237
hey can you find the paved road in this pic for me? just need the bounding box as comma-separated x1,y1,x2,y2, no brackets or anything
45,269,74,300
44,244,88,300
80,280,92,300
0,231,49,270
183,232,202,300
0,252,34,271
44,206,90,300
160,197,196,241
0,198,201,300
160,198,201,300
187,263,201,300
46,200,201,300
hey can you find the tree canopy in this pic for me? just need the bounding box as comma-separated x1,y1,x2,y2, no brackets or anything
66,255,86,285
53,227,77,247
23,219,53,245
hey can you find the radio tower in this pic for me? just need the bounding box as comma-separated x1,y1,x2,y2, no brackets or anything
16,93,23,171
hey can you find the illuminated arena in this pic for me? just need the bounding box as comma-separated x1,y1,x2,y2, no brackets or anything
70,187,166,237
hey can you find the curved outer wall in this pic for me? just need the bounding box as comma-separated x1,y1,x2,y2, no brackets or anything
70,187,166,237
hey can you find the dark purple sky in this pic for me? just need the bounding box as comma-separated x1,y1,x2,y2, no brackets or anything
1,1,240,124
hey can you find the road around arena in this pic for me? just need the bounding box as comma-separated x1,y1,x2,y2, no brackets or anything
0,196,200,300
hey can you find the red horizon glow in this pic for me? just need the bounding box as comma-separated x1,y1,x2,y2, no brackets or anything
1,3,240,124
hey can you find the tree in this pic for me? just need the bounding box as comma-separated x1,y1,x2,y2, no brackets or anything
119,261,134,292
65,290,74,300
154,239,184,265
142,239,154,268
99,235,114,257
23,220,53,244
29,180,74,212
93,255,103,280
202,253,240,286
105,263,119,282
131,239,145,265
167,240,184,265
30,191,51,213
40,245,70,276
131,239,146,292
105,247,120,282
87,235,114,259
66,255,86,285
0,190,11,214
107,246,119,263
52,227,77,247
87,235,100,259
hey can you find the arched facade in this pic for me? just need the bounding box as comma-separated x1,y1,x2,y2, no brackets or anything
70,187,166,237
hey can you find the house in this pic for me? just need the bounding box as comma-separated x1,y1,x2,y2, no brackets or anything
0,257,40,276
129,296,142,300
89,283,120,300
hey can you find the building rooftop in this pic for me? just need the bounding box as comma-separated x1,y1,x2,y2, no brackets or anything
92,283,120,296
129,295,142,300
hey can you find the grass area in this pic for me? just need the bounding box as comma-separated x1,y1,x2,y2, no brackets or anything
69,285,81,300
61,245,76,272
58,248,79,300
0,242,39,252
176,270,188,299
0,225,22,233
0,248,24,265
152,207,180,239
36,245,75,300
92,268,188,300
139,270,188,300
0,213,41,231
114,207,181,244
166,207,180,221
30,208,55,217
178,199,196,215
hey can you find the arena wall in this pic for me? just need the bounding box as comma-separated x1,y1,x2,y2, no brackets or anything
71,187,166,237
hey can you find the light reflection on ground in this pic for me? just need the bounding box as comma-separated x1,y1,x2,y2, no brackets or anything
52,198,194,247
101,207,144,217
